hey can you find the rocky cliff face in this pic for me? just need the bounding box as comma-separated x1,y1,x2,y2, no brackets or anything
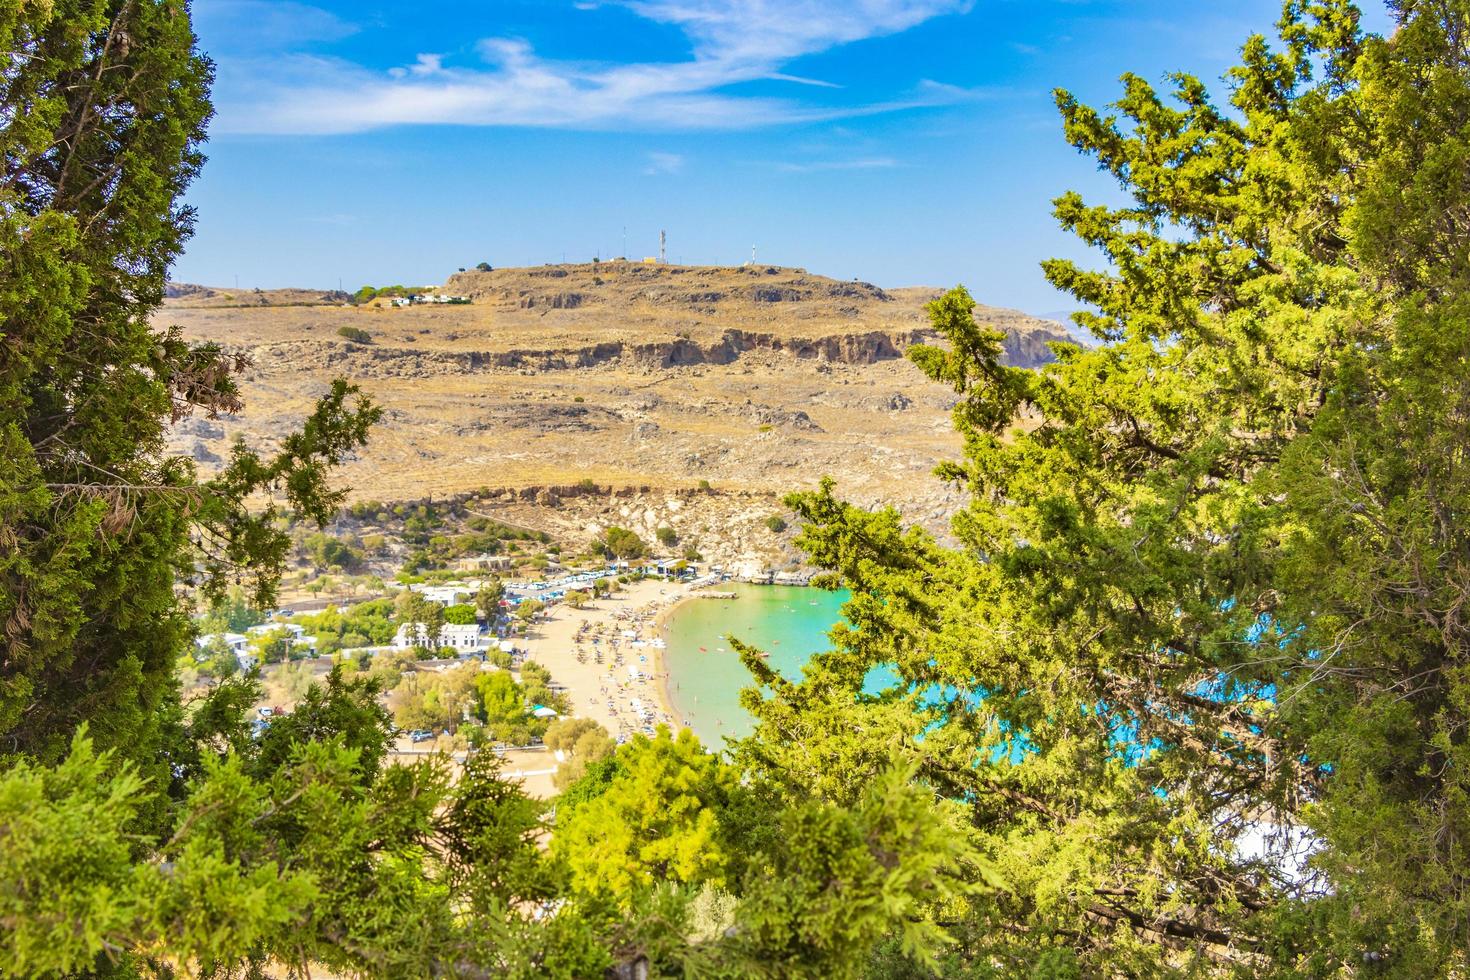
160,262,1061,560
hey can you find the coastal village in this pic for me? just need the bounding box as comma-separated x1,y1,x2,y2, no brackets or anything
192,531,813,798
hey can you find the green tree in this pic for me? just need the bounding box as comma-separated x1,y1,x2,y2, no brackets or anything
746,3,1470,970
655,525,678,547
197,634,240,680
554,727,740,898
597,525,647,560
0,0,377,782
249,626,294,665
395,590,445,648
475,670,527,728
476,576,506,619
443,603,477,625
547,718,615,790
203,586,267,633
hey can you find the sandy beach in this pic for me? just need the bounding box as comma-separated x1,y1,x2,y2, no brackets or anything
515,577,698,742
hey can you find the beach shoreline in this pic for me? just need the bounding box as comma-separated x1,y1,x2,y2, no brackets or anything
652,589,710,730
514,577,694,742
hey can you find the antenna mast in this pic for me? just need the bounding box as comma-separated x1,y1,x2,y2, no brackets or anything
660,230,667,264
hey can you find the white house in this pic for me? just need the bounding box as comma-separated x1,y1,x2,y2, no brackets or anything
195,632,254,670
393,622,482,652
411,584,471,607
247,622,306,639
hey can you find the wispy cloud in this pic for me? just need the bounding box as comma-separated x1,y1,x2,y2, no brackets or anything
211,0,977,135
767,72,842,89
194,0,358,52
643,151,687,174
770,156,902,172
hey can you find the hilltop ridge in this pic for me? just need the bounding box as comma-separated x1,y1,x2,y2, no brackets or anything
159,262,1068,567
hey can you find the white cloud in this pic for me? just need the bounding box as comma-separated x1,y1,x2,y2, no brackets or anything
643,151,687,174
210,0,976,135
771,156,901,172
194,1,357,51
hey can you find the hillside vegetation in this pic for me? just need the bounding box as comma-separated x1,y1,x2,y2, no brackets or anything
160,263,1070,552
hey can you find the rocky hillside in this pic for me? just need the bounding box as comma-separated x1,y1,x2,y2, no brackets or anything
159,262,1067,564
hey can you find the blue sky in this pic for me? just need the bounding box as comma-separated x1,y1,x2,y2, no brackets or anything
177,0,1393,314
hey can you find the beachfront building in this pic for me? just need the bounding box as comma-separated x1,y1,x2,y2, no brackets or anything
393,622,483,652
456,554,513,573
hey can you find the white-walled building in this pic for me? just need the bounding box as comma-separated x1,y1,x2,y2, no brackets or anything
409,584,471,607
393,622,483,652
195,632,255,670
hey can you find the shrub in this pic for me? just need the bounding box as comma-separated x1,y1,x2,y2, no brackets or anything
336,325,372,344
697,479,712,491
656,526,677,547
765,515,787,533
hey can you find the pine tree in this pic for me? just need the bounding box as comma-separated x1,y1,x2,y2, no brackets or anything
748,1,1470,971
0,0,377,791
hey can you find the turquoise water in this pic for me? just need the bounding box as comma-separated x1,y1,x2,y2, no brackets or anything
663,584,851,747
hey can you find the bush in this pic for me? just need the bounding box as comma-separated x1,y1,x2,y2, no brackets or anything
765,515,787,533
443,604,477,625
655,526,678,547
697,479,712,491
597,526,647,561
336,325,372,344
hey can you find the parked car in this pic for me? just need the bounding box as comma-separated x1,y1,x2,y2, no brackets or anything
258,707,274,719
409,729,434,743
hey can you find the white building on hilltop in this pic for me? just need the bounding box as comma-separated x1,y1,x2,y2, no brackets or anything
393,622,482,653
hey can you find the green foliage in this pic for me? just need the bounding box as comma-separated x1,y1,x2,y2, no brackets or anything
0,0,370,782
597,525,647,560
655,525,678,546
740,3,1470,970
197,634,241,679
764,515,787,533
443,603,478,625
475,670,528,728
203,586,267,633
301,531,366,572
335,325,372,344
395,590,445,647
389,662,480,733
547,718,616,790
554,728,741,897
292,597,396,648
248,625,295,665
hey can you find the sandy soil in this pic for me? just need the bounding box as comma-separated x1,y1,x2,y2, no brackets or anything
515,577,690,742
